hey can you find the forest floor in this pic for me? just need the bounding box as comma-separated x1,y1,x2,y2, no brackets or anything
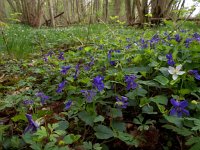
0,22,200,150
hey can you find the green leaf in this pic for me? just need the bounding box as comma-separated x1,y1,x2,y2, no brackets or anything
110,108,122,118
179,89,191,96
162,124,193,136
93,143,102,150
125,88,147,101
111,120,126,132
94,125,113,139
94,115,105,123
154,75,169,85
63,134,81,144
139,97,150,107
54,130,66,136
55,121,69,130
11,113,26,122
150,95,168,105
163,115,183,127
142,105,157,114
114,131,139,147
34,126,48,139
83,141,93,150
78,111,95,126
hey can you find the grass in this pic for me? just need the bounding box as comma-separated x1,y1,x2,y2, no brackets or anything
0,21,199,59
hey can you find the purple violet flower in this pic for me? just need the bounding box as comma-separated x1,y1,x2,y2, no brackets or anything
81,90,96,103
149,34,159,48
166,53,175,66
93,75,104,92
115,96,128,109
170,99,189,117
74,63,80,79
189,70,200,80
125,75,138,90
58,52,64,60
60,66,71,75
140,38,148,49
84,57,94,71
175,34,181,42
193,33,200,41
110,60,117,66
23,100,34,105
24,114,39,133
125,44,132,49
65,100,72,110
56,80,66,93
35,92,49,105
185,38,192,48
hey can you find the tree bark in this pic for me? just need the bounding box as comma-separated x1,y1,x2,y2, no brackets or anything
114,0,120,17
0,0,6,21
103,0,108,22
125,0,132,25
48,0,55,27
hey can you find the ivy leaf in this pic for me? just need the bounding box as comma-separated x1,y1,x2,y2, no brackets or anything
94,125,113,139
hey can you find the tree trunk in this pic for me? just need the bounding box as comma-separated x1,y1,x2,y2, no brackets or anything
76,0,81,22
48,0,55,27
125,0,132,25
114,0,120,17
0,0,6,21
103,0,108,22
132,0,136,21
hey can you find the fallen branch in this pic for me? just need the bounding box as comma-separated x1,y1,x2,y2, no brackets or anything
43,12,64,26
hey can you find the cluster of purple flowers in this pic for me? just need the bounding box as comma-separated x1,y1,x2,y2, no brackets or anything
140,38,148,49
189,70,200,80
81,90,96,103
166,53,175,66
35,92,49,105
150,34,159,48
43,51,54,62
125,75,138,90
